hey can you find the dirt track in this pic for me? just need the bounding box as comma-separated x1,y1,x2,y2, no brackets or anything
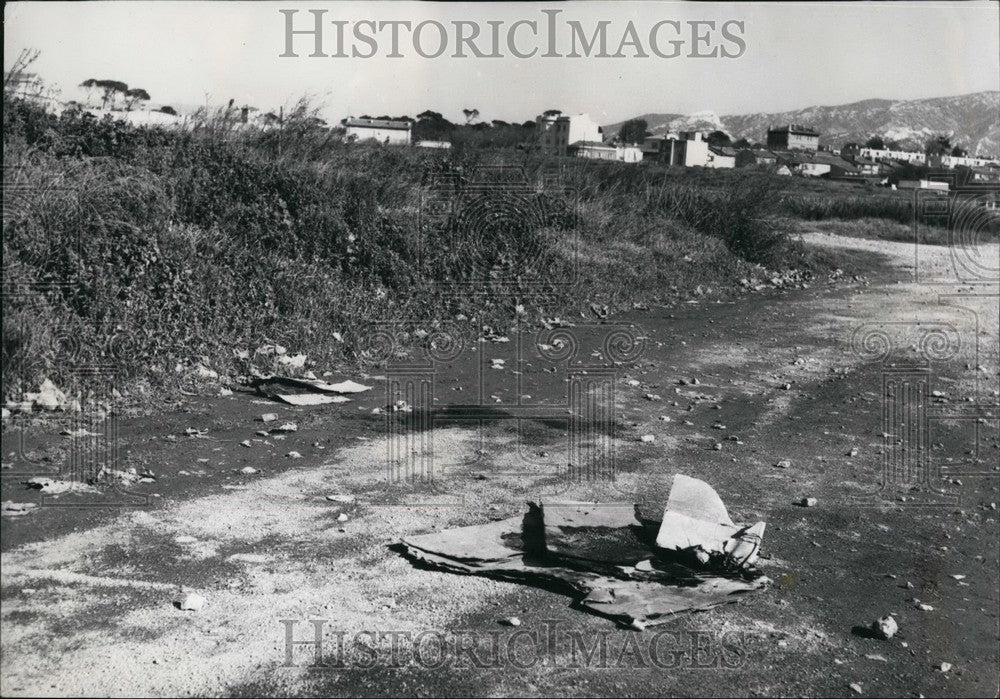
2,232,998,697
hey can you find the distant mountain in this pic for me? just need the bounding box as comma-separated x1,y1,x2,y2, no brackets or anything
604,91,1000,155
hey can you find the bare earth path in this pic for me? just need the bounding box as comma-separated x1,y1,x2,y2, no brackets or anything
2,233,998,697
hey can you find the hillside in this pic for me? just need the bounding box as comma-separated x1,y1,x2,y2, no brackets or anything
604,91,1000,154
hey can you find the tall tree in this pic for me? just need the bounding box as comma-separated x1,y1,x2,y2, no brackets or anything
618,118,649,144
414,110,455,140
462,107,480,124
94,79,128,109
124,87,150,111
707,130,732,147
925,134,952,156
79,78,100,107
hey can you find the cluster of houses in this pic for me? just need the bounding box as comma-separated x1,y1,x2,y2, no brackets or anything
342,111,1000,186
21,81,998,185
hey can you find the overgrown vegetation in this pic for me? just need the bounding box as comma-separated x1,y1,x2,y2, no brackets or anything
4,88,963,402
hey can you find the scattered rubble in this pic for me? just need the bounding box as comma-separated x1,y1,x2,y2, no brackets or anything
24,478,93,495
2,501,38,517
60,428,99,438
7,379,78,413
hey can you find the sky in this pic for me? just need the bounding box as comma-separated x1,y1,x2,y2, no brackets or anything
4,1,999,127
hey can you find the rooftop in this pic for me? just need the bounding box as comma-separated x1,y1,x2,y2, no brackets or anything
769,124,820,137
570,140,613,149
343,118,411,130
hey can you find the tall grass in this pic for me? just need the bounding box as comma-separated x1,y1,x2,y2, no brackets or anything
781,192,915,224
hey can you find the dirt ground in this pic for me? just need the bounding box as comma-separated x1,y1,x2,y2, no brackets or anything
2,232,998,698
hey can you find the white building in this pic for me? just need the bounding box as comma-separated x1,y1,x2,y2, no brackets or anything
344,118,412,145
926,152,999,169
642,132,710,167
707,147,736,169
536,113,603,157
569,141,642,163
898,179,949,192
415,140,451,149
843,145,926,164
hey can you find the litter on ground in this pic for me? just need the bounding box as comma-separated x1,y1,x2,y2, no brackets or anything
251,376,373,406
399,474,769,629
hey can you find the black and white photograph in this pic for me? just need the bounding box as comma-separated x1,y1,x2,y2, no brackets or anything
2,1,999,696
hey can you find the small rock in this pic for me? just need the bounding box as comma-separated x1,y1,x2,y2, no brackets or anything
501,616,521,627
640,435,655,443
177,593,206,611
260,413,278,422
240,466,259,475
798,497,818,507
326,494,356,504
939,662,952,673
337,513,349,523
849,682,862,694
870,615,898,640
240,440,252,448
271,422,298,433
287,451,302,459
775,460,791,469
629,619,646,632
